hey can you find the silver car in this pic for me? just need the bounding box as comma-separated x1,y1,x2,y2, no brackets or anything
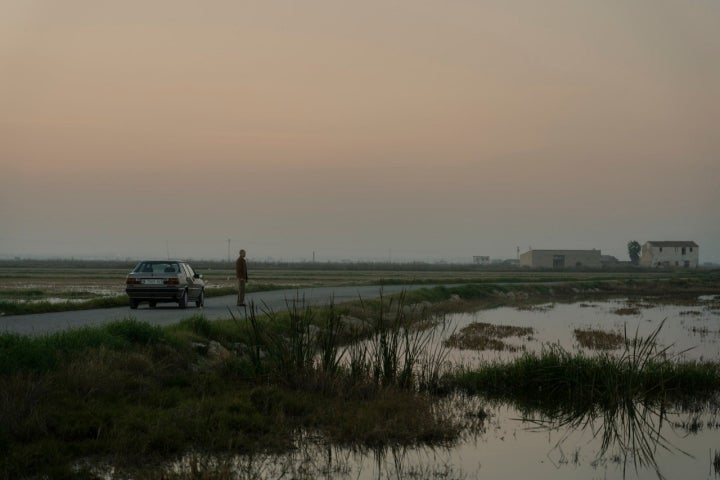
125,260,205,309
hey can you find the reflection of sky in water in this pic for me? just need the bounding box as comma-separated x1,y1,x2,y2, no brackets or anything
384,409,713,480
173,398,720,480
316,297,720,479
443,296,720,364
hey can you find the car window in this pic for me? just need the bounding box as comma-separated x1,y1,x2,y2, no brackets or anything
134,262,152,273
133,262,179,274
184,264,195,277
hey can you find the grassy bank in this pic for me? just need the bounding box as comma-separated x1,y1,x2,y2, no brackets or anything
0,294,460,479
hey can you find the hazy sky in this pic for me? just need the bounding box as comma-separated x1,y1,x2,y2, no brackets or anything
2,1,719,263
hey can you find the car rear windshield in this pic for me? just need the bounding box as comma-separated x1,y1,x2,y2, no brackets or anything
133,262,180,274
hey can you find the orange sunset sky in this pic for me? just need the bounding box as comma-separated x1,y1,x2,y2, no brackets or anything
1,1,719,262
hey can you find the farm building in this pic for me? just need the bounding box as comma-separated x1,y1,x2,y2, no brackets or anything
639,241,699,268
473,256,490,265
519,249,602,268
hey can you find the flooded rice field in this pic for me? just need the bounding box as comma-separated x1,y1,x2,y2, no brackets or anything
446,295,720,364
113,295,720,480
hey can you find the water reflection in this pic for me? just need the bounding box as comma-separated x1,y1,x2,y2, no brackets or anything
522,399,693,480
155,395,720,480
171,442,476,480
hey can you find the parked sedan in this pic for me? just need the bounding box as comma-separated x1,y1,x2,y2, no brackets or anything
125,260,205,309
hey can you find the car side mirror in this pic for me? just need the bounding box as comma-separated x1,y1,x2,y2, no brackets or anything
194,274,203,279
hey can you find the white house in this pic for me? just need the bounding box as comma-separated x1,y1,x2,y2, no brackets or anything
639,241,699,268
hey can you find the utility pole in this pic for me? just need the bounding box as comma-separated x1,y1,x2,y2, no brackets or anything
227,239,231,263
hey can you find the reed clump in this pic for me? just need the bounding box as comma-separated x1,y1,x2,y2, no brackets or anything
228,292,450,393
447,320,720,407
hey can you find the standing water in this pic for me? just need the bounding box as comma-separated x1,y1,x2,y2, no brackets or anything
100,296,720,479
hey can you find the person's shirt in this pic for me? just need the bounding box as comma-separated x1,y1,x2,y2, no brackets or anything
235,257,248,280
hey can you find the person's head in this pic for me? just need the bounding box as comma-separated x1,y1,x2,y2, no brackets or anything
239,249,246,257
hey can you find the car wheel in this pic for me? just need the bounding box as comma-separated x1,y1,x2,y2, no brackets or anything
196,289,204,308
129,299,139,309
179,290,188,309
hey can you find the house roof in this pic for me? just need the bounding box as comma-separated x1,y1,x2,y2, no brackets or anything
524,249,601,254
645,241,698,247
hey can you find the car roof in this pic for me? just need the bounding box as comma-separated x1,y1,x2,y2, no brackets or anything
137,260,187,263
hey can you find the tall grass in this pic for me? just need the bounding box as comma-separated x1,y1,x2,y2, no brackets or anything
447,320,720,407
228,295,347,386
350,291,451,391
225,291,450,392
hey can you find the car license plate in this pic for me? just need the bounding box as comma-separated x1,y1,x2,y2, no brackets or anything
142,279,163,285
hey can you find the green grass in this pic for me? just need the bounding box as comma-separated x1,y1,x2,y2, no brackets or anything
444,321,720,409
0,319,168,374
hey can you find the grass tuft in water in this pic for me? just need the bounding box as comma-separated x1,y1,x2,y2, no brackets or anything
573,327,624,350
447,320,720,407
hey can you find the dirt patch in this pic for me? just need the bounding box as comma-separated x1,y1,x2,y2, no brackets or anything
573,328,624,350
516,303,555,312
444,322,534,352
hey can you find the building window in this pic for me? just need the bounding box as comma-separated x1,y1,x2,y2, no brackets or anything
690,247,694,252
659,247,663,252
682,247,686,255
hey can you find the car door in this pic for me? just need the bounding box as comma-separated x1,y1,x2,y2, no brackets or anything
182,263,201,300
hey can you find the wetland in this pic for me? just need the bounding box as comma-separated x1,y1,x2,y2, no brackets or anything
1,261,720,479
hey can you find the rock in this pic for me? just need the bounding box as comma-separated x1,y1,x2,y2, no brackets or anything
340,315,369,332
207,340,233,362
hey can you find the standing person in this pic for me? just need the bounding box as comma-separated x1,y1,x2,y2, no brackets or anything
235,249,248,306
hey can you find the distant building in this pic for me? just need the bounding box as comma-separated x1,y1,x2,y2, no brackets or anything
519,249,602,268
473,256,490,265
601,255,620,265
640,241,699,268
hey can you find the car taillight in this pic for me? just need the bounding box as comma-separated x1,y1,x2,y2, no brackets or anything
165,278,179,285
126,278,140,285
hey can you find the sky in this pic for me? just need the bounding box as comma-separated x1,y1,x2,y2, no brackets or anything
1,1,719,263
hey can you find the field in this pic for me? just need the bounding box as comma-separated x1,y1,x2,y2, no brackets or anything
1,258,715,315
2,260,720,479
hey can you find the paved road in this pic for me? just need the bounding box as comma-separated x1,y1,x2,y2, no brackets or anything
0,284,434,336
